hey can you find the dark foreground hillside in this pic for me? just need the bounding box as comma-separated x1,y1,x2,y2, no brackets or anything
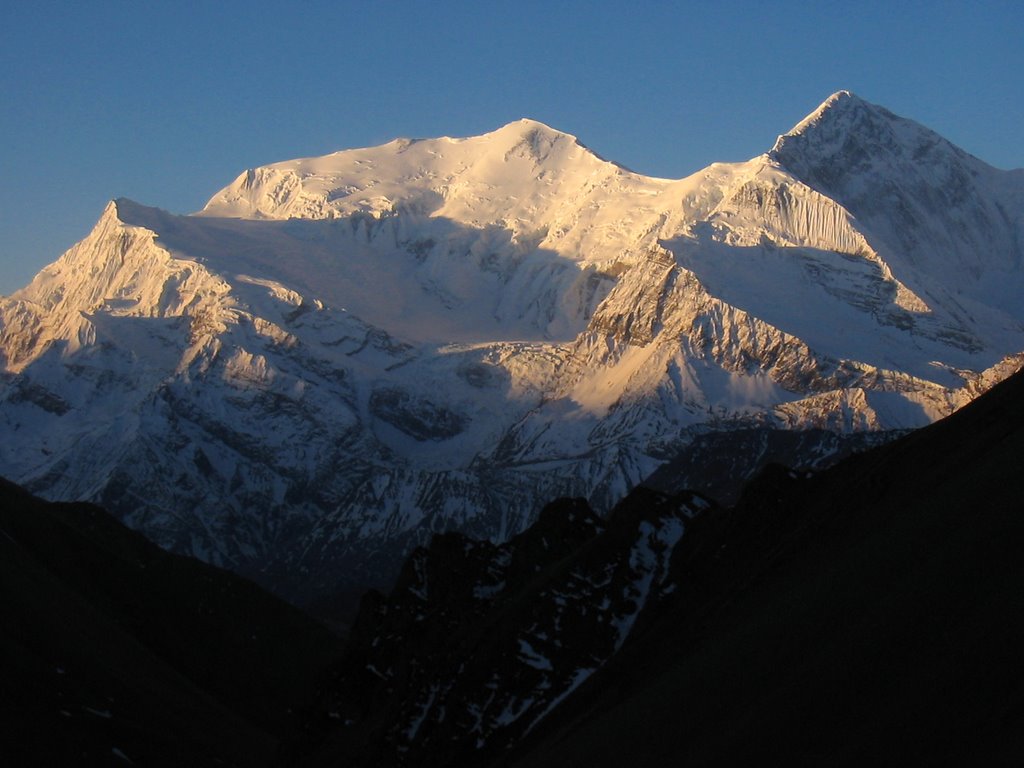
0,480,343,767
507,368,1024,765
5,362,1024,766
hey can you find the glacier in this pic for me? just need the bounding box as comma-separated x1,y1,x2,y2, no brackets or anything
1,91,1022,607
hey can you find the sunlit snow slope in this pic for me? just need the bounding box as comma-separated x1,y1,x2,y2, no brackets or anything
2,92,1023,602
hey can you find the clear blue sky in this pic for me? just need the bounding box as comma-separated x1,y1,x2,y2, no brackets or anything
2,0,1022,295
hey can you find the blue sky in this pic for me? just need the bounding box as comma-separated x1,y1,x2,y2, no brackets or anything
2,0,1022,295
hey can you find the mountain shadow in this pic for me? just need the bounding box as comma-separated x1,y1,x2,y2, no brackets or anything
0,478,344,767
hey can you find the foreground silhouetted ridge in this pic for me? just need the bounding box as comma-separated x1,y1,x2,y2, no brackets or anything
0,480,343,766
306,490,709,765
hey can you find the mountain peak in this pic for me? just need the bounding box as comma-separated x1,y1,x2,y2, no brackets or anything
767,89,987,185
767,91,1020,291
509,117,561,132
485,117,582,151
199,116,610,221
771,90,889,153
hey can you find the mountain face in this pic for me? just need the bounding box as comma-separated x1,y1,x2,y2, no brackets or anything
1,92,1023,605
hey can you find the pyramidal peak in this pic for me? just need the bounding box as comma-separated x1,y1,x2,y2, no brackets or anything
769,90,900,156
768,88,986,177
780,90,865,137
768,88,1000,203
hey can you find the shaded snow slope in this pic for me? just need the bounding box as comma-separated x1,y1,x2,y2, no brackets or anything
1,95,1023,602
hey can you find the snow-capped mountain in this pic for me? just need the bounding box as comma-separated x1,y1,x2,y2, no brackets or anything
2,92,1022,603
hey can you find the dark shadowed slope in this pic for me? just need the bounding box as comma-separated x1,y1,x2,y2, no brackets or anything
509,366,1024,765
0,480,343,767
306,491,711,767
